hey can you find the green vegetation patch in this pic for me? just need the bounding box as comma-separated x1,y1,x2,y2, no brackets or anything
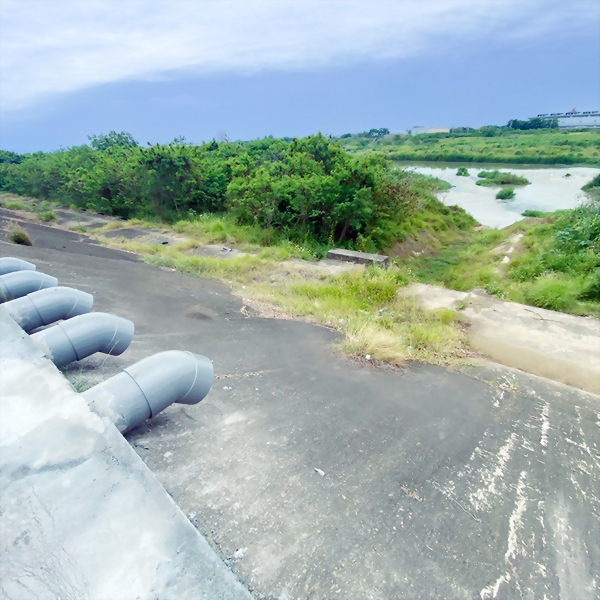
476,171,530,187
8,225,32,246
410,193,600,316
340,128,600,166
40,210,57,222
0,132,463,256
496,188,516,200
108,237,472,365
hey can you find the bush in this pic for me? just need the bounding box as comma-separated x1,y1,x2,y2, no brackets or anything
496,188,515,200
522,210,545,217
0,133,460,252
456,166,469,176
8,225,32,246
40,211,57,222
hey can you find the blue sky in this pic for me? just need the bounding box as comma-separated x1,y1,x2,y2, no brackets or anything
1,0,599,153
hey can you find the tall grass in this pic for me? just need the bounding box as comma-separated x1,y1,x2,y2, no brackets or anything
105,236,472,365
411,196,600,315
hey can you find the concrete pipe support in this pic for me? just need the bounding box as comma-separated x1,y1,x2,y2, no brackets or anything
0,271,58,303
83,350,214,433
3,287,94,331
0,257,36,275
31,312,134,367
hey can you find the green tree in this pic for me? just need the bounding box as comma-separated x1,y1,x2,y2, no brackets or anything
88,131,139,151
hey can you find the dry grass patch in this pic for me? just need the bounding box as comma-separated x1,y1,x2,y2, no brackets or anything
102,232,473,367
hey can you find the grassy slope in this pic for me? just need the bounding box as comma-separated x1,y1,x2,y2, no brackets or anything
406,204,600,317
0,192,473,366
340,129,600,165
3,175,597,370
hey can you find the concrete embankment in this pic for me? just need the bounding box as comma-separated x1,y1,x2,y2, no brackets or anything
404,283,600,395
2,224,599,599
0,310,252,600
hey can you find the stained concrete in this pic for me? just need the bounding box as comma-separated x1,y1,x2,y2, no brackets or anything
1,220,599,599
0,311,252,600
0,208,136,261
327,248,389,267
404,283,600,395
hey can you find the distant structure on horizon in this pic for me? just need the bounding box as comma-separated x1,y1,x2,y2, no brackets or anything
535,109,600,129
409,126,450,135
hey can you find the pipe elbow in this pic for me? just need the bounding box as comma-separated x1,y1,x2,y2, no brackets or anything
0,271,58,303
31,312,134,366
0,257,36,275
3,287,93,331
83,350,214,433
124,351,214,411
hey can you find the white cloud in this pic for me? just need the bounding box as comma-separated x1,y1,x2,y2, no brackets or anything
0,0,597,112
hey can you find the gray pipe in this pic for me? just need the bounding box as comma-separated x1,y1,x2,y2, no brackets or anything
3,287,94,331
0,257,36,275
31,312,134,367
0,271,58,303
83,350,214,433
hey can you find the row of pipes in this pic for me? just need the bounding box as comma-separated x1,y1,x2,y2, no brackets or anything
1,256,214,434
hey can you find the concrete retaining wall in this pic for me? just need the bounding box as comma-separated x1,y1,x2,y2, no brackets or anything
0,309,252,600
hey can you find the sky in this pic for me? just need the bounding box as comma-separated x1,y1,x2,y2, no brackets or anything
1,0,599,153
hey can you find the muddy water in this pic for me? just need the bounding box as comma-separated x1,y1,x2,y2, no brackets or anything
406,165,600,228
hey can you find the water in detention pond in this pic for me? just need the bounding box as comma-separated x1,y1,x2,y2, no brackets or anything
406,165,600,228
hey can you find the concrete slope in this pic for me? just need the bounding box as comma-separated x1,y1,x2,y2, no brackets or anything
2,223,600,599
0,311,252,600
405,283,600,395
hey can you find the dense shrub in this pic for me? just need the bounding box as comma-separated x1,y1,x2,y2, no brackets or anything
0,133,464,251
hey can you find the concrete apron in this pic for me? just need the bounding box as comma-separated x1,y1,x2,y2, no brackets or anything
404,283,600,396
0,309,252,600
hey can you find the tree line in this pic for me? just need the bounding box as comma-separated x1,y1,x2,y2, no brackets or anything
0,132,456,250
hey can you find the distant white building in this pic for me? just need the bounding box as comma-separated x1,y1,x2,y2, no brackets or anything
536,110,600,129
409,126,450,135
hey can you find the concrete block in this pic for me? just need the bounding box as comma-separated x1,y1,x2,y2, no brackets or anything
326,248,389,267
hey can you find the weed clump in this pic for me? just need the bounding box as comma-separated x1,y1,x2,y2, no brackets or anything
523,274,581,312
582,173,600,193
8,225,32,246
496,188,516,200
6,201,25,210
40,211,57,222
456,167,469,177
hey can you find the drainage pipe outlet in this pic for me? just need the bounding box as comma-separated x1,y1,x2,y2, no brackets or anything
0,271,58,303
3,287,94,331
83,350,214,433
0,257,36,275
31,312,134,367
